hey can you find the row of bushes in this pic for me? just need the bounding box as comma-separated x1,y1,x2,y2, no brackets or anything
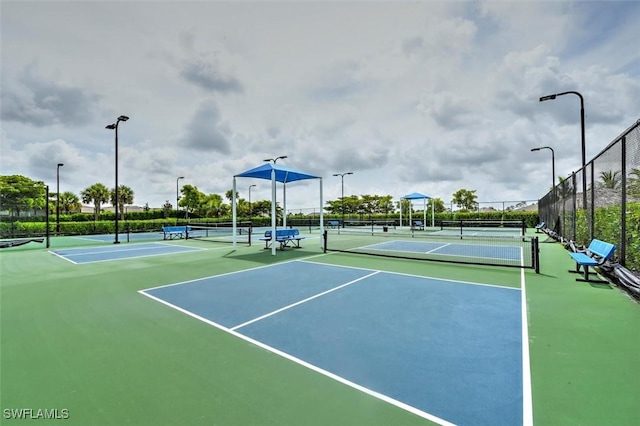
0,210,193,223
0,212,540,237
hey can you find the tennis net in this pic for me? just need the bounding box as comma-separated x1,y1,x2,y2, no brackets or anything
186,222,252,245
438,219,525,236
323,228,539,271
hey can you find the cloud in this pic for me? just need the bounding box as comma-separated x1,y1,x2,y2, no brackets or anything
181,100,232,153
1,64,101,127
180,59,243,93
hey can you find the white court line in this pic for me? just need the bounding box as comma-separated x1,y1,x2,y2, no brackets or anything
230,271,380,331
58,245,187,257
138,288,456,426
425,242,451,253
520,250,534,426
297,259,521,291
47,250,78,264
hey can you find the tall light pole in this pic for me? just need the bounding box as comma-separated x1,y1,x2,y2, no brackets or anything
332,172,353,228
530,146,555,192
539,91,586,210
56,163,64,233
106,115,129,244
248,184,256,218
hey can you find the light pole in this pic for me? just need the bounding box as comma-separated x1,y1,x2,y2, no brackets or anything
56,163,64,233
332,172,353,228
248,184,256,218
530,146,555,192
176,176,184,223
106,115,129,244
539,91,586,210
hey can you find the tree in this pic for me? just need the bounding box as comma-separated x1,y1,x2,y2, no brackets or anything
0,175,46,217
81,183,110,221
179,184,204,216
162,200,173,218
428,198,446,213
200,193,226,218
628,168,640,197
58,191,81,214
598,170,621,190
110,184,134,220
452,189,478,211
225,189,239,203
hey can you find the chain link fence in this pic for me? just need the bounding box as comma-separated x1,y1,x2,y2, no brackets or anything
539,119,640,271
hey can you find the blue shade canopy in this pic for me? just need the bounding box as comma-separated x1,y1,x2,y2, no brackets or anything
235,163,320,183
402,192,431,200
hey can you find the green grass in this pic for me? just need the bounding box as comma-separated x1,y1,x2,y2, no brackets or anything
1,232,638,425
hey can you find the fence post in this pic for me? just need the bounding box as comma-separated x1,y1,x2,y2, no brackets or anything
620,135,627,266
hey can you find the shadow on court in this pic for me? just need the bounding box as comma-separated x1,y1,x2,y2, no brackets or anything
223,247,323,264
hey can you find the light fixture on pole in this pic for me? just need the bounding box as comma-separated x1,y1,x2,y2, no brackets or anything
105,115,129,244
539,91,586,210
530,146,555,192
248,184,256,218
176,176,184,223
56,163,64,234
332,172,353,228
263,155,287,164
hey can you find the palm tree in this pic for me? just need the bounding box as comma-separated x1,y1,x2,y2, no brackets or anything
628,168,640,197
598,170,621,190
59,191,81,214
110,185,134,220
81,183,110,221
201,193,225,218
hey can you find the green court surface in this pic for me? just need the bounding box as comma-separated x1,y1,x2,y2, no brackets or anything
1,231,638,425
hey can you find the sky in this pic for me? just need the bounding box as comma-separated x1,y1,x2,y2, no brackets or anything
1,0,639,212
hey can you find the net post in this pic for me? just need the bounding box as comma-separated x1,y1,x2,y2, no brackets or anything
126,222,130,243
248,223,252,246
323,230,328,253
45,185,50,248
533,237,540,273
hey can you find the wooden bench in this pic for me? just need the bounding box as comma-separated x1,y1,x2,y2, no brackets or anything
568,239,616,283
412,220,424,231
326,220,340,228
535,222,545,233
259,228,305,249
162,226,190,240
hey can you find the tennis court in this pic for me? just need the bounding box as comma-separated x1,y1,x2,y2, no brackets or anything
141,261,525,425
50,242,206,264
1,229,638,426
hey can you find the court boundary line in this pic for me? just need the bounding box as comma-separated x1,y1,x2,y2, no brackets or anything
49,243,210,265
230,271,380,331
520,253,534,426
297,259,521,291
354,239,525,264
138,287,456,426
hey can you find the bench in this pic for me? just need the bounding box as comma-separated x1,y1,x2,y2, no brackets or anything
412,220,424,231
326,220,340,228
568,239,616,283
259,228,305,250
162,226,190,240
535,222,545,233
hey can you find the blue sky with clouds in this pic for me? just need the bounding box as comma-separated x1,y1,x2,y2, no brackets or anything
1,0,639,210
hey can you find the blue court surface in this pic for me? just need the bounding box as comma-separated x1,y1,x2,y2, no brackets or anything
51,242,205,264
141,261,527,426
73,231,162,243
364,240,522,261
